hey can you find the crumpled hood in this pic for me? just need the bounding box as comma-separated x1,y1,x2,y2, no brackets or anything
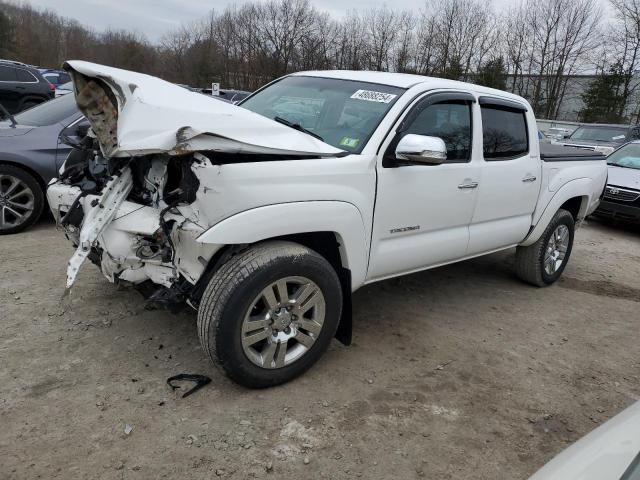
62,60,344,158
607,165,640,190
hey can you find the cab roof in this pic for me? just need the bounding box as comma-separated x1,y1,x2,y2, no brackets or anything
291,70,530,104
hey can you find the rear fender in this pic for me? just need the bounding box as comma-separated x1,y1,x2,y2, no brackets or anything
196,201,369,289
521,178,591,246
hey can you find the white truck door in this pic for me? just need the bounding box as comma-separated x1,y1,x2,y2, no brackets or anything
467,98,541,254
367,92,481,281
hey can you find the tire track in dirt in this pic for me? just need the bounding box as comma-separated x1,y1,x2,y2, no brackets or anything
558,276,640,303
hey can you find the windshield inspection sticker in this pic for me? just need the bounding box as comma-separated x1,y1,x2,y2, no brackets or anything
351,89,397,103
339,137,360,149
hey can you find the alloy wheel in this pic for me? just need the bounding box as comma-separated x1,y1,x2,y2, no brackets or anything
241,276,326,369
544,224,570,275
0,174,35,231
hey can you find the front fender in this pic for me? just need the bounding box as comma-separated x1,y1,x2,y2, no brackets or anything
521,178,592,246
196,201,369,289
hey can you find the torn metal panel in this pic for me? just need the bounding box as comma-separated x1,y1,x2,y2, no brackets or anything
62,61,345,159
65,167,133,288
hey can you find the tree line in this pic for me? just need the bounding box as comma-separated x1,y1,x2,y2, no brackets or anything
1,0,639,123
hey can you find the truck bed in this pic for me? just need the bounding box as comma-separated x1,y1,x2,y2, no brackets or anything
540,144,607,162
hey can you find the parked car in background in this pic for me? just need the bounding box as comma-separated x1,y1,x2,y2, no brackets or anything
0,60,55,113
55,81,73,97
547,126,573,140
47,61,607,387
538,130,551,143
530,400,640,480
176,83,202,92
39,68,71,87
593,140,640,224
220,89,251,103
201,88,252,103
0,93,85,234
553,123,640,156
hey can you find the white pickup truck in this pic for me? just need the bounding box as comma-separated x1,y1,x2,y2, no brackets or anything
47,62,607,387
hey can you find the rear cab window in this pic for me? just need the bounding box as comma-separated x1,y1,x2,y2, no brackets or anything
480,98,529,160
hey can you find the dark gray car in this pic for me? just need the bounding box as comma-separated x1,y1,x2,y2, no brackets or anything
0,60,55,113
0,94,86,234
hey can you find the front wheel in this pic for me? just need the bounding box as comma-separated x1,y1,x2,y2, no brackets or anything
515,208,575,287
197,241,342,388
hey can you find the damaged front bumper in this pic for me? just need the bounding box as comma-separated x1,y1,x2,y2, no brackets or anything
48,154,221,309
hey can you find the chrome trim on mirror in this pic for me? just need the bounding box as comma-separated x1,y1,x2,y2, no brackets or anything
395,134,447,165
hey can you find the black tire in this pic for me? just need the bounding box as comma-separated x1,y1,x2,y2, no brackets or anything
515,208,575,287
197,241,343,388
0,164,44,235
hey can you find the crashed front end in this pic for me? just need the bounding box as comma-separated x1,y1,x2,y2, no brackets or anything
48,147,218,308
47,61,342,309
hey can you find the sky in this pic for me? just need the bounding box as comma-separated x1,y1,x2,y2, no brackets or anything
21,0,572,43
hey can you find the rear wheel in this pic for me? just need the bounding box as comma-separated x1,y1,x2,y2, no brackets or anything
197,241,342,388
0,165,44,235
515,208,575,287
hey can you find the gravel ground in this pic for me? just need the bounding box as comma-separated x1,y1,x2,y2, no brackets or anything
1,218,639,480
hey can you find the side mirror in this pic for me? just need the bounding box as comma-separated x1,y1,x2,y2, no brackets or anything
395,134,447,165
563,134,570,139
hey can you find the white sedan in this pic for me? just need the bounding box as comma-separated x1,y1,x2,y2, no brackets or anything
530,401,640,479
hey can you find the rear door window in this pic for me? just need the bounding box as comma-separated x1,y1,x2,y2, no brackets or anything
16,68,37,83
481,105,529,160
0,66,17,81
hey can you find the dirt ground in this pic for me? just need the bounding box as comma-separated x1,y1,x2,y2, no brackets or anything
1,218,639,480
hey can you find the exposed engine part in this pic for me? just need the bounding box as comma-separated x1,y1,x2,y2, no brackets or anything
135,229,172,261
135,242,164,260
163,157,199,205
55,138,212,304
60,193,86,228
144,277,193,313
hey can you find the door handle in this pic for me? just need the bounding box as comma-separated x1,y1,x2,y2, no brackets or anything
522,175,537,183
458,181,478,189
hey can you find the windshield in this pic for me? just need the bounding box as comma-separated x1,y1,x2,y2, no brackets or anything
241,76,405,153
570,126,628,143
14,94,78,126
607,143,640,169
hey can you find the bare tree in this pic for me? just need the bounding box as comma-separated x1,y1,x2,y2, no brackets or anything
610,0,640,120
0,0,633,121
363,7,399,71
